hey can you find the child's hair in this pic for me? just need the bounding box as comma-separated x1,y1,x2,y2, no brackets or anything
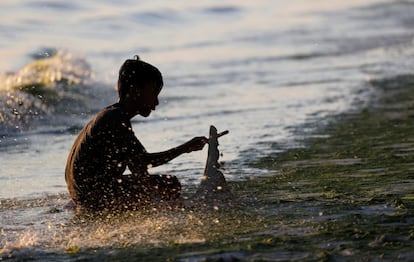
117,55,163,101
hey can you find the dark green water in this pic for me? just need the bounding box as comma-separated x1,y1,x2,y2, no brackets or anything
243,74,414,261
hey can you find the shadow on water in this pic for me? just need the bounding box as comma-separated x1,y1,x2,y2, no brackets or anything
2,74,414,260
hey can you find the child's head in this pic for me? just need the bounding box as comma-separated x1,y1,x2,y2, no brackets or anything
117,56,163,102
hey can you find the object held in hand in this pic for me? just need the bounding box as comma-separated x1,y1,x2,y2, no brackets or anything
217,130,229,138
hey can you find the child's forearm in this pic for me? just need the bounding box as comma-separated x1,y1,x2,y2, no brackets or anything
146,144,187,167
145,137,206,167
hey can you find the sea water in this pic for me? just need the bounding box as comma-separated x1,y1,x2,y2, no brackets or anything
1,0,413,259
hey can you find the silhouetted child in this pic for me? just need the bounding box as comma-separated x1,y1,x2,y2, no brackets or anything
65,56,207,211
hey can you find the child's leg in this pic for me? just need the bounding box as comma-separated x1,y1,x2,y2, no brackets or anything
115,174,181,209
149,174,181,201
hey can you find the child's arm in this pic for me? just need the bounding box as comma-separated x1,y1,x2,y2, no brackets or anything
145,136,208,168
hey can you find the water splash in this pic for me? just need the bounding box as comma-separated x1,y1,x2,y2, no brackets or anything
0,193,254,260
0,49,93,134
1,48,92,93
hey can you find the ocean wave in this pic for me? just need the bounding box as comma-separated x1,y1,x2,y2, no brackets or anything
0,48,94,134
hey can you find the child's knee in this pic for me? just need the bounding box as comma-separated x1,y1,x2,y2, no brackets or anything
152,174,181,200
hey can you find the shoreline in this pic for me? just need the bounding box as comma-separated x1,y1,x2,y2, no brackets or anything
233,74,414,260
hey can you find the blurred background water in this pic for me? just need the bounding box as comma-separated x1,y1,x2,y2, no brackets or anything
0,0,413,201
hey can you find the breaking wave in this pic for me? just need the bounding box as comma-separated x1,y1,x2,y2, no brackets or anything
0,48,99,134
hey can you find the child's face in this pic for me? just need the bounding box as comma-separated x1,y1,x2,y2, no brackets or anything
129,82,161,117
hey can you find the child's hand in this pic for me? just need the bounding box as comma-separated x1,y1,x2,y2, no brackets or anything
184,136,208,153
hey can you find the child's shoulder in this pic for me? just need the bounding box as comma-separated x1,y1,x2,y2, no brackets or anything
93,104,125,126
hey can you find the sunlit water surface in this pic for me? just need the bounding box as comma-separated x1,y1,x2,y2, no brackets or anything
1,0,414,259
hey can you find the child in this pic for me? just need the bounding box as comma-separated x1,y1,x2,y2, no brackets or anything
65,56,207,211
